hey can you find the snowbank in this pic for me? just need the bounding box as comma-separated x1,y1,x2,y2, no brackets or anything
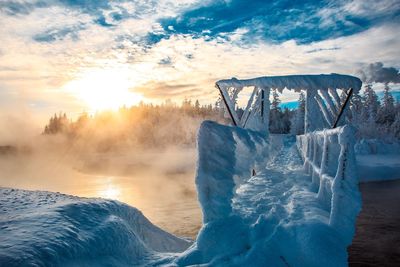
357,154,400,182
355,139,400,182
355,139,400,155
0,188,190,267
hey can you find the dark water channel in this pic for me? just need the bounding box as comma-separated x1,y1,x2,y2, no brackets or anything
349,179,400,267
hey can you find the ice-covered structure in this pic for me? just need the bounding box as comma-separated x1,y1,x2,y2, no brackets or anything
0,74,363,267
175,121,361,266
175,74,362,266
216,74,362,132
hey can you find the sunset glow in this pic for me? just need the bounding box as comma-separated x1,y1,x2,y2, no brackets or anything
64,68,143,111
99,184,121,200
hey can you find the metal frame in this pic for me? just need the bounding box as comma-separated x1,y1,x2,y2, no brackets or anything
332,88,353,129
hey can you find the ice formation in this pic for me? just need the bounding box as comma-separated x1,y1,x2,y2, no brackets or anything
216,74,362,132
174,121,361,266
0,74,364,266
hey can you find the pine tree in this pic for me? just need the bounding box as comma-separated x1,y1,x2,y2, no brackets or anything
391,112,400,139
290,91,305,135
362,84,380,121
349,89,363,123
269,89,282,133
377,83,395,125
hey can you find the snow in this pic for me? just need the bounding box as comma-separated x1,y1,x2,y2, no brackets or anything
354,139,400,182
357,154,400,182
0,121,362,266
217,74,362,133
216,74,362,93
355,139,400,155
175,121,361,266
0,188,190,266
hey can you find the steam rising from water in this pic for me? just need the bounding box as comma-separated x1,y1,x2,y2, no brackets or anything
0,114,203,238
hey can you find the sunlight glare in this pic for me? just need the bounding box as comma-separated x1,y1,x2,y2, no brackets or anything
99,185,121,200
64,68,143,111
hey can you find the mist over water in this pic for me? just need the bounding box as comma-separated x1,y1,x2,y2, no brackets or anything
0,107,210,238
0,144,202,238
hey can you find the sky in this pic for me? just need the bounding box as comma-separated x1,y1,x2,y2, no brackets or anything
0,0,399,121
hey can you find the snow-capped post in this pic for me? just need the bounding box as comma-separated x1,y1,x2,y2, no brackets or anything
332,88,354,128
330,125,361,245
297,125,360,225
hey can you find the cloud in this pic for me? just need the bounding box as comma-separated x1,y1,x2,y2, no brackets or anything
0,0,48,16
358,62,400,84
33,24,85,42
160,0,400,44
306,47,340,53
133,81,207,99
158,57,173,66
0,0,399,120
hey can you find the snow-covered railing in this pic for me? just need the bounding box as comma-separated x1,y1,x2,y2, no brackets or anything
296,125,361,244
195,121,268,223
216,74,362,133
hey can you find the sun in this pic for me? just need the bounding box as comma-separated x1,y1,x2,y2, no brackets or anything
64,67,143,111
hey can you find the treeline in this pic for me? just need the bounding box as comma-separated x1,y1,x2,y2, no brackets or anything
43,100,226,151
43,85,400,152
349,84,400,140
289,84,400,140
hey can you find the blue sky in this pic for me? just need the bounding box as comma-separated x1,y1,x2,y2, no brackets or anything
0,0,399,121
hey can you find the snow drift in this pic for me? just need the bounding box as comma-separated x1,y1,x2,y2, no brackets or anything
355,139,400,182
0,188,190,267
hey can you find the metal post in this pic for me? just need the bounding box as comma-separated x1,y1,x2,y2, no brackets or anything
216,83,238,126
261,89,264,118
332,88,353,129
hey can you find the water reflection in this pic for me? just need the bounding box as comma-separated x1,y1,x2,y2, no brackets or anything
98,179,121,200
0,148,202,239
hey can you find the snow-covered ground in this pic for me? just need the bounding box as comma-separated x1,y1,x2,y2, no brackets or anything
357,154,400,182
355,139,400,182
0,188,190,266
0,121,362,266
